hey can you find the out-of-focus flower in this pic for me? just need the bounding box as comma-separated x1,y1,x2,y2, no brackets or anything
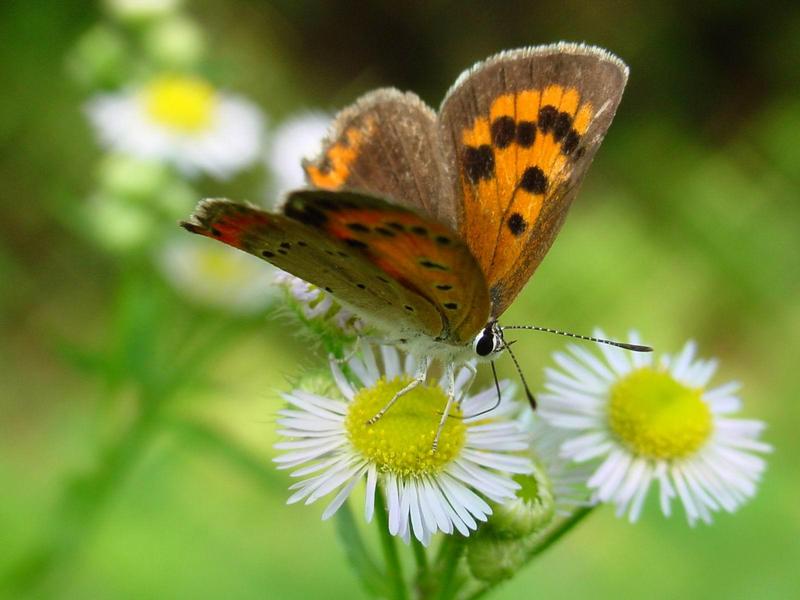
158,235,277,313
66,25,130,89
539,331,772,525
86,74,264,179
274,345,533,545
266,112,330,201
274,271,365,339
85,193,157,252
104,0,183,22
143,16,205,68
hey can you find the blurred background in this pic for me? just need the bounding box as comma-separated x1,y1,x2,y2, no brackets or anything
1,0,798,598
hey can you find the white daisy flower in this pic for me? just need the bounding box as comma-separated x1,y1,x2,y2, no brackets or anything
273,271,365,337
86,74,264,179
266,111,330,200
539,331,772,526
274,345,534,545
158,235,278,313
524,412,596,517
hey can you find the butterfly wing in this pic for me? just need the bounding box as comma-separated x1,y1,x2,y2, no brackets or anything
180,198,443,337
284,190,490,344
438,43,628,316
302,89,458,229
181,190,491,344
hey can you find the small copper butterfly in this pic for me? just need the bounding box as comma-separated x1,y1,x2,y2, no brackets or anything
182,43,648,447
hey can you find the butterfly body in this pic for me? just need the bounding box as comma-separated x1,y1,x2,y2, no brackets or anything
182,42,628,380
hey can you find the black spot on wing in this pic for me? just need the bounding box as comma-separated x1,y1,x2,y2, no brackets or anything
419,259,449,271
520,166,548,195
285,202,327,227
553,112,573,142
538,106,558,134
507,213,527,236
490,116,515,148
344,238,368,249
261,250,275,258
516,121,536,147
443,302,458,310
562,130,581,156
463,145,495,183
347,223,370,233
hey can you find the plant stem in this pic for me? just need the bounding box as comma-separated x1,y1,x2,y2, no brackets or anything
0,409,158,595
527,505,595,560
435,537,464,600
374,488,408,600
464,506,597,600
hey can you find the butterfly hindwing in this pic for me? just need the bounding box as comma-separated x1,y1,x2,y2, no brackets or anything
439,43,628,316
302,89,458,230
283,190,490,345
180,198,444,338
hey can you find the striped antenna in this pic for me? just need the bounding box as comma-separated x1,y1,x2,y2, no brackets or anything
501,325,652,352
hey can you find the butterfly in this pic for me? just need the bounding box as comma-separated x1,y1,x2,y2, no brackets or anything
182,43,641,446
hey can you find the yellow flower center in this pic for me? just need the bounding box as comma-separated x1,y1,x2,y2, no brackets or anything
197,247,251,283
608,367,712,460
143,75,217,132
345,377,466,477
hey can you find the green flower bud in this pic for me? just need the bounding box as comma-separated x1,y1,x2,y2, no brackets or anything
152,178,196,220
104,0,183,23
488,462,555,538
143,16,205,68
66,25,129,89
295,371,341,399
86,194,156,252
98,154,172,203
466,530,528,583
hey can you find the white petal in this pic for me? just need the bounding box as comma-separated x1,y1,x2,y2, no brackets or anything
364,465,378,522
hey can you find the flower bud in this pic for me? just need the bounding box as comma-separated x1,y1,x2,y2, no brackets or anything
98,154,171,203
143,16,205,68
104,0,183,23
85,194,156,252
487,462,555,538
466,530,528,583
67,25,129,89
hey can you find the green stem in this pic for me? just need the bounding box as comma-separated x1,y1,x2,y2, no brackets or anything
435,537,464,600
527,505,595,561
464,506,597,600
412,537,432,598
374,488,408,600
0,409,158,595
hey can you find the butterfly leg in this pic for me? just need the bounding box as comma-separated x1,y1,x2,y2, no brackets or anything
455,362,478,408
366,356,430,425
432,362,457,452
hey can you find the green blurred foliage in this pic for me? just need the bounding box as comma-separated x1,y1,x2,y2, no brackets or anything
0,0,798,598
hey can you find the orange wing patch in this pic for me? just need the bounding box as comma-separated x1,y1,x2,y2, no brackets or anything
305,120,375,189
459,86,594,284
284,192,491,344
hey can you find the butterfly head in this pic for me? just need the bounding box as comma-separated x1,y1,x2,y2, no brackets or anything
473,320,505,359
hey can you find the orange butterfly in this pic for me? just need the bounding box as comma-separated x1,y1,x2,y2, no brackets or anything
182,43,647,447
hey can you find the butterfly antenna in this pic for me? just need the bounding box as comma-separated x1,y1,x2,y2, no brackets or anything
503,338,537,409
501,325,652,352
456,361,504,421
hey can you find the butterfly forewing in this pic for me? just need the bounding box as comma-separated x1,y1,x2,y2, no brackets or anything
302,89,457,230
181,199,444,337
438,43,628,316
284,190,490,344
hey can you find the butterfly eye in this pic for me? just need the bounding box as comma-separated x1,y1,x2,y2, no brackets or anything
473,330,497,357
